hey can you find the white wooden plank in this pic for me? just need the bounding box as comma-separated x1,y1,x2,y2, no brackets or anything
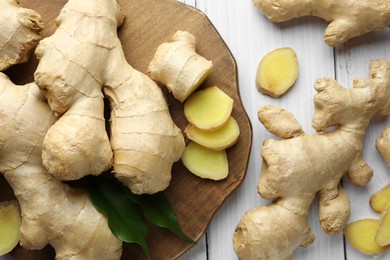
190,0,344,259
336,31,390,260
180,235,208,260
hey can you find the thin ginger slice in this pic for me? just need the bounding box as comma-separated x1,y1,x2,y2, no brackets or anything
344,219,389,255
184,86,233,130
370,184,390,213
185,116,240,150
256,47,298,98
0,201,21,255
181,141,228,180
376,206,390,246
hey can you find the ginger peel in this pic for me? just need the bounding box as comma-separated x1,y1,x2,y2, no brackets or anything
149,30,213,102
34,0,185,194
0,75,122,259
253,0,390,46
256,47,298,98
0,200,21,255
234,60,390,259
0,0,43,70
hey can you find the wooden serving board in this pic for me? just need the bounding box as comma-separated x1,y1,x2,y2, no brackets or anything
1,0,252,259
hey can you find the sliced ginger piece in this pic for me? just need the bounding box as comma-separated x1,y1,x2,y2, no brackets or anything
184,86,233,130
181,141,228,180
185,116,240,150
376,206,390,246
370,184,390,213
344,219,389,255
256,47,298,97
0,201,21,255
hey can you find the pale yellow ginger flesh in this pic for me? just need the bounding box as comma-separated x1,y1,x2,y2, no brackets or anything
376,206,390,246
148,30,213,102
181,141,228,180
185,117,240,150
252,0,390,46
0,74,122,259
344,219,389,255
234,60,390,259
0,0,43,70
370,184,390,213
34,0,185,194
256,47,298,98
184,86,233,130
0,201,21,255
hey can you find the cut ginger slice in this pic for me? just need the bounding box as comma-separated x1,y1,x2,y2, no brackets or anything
0,201,21,255
344,219,389,255
185,117,240,150
370,184,390,213
184,86,233,130
376,206,390,246
256,47,298,98
181,141,228,180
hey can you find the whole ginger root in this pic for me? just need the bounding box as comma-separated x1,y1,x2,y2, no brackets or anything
0,3,122,258
0,0,43,70
252,0,390,46
34,0,185,194
0,74,122,259
233,60,390,259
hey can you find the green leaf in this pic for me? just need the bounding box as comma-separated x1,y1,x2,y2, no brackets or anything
122,186,195,243
87,175,151,258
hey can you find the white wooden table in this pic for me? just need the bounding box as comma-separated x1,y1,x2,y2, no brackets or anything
177,0,390,260
1,1,389,260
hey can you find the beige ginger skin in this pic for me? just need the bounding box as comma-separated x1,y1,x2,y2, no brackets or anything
252,0,390,46
148,30,213,102
0,0,43,70
0,74,122,259
34,0,185,194
234,60,390,259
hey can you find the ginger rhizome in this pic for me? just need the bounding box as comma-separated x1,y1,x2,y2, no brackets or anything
0,0,43,70
34,0,185,194
0,201,21,255
0,74,122,259
148,30,213,102
256,47,298,98
252,0,390,46
233,60,390,259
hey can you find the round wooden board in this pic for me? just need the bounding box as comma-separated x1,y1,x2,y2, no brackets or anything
2,0,252,259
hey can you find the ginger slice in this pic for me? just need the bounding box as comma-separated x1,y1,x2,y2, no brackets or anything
181,141,228,180
256,47,298,98
370,184,390,213
376,206,390,246
0,201,21,255
344,219,389,255
185,116,240,150
148,30,213,102
184,86,233,130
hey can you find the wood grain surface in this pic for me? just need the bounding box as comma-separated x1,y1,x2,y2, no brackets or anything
1,0,252,259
